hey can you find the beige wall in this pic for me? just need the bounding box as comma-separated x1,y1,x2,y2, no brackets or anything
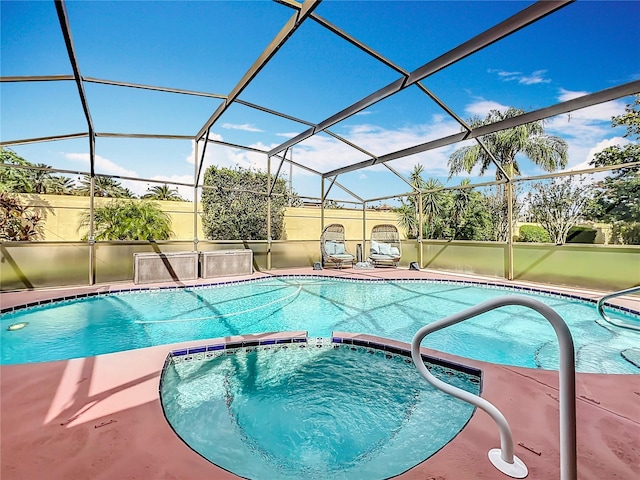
16,195,402,242
17,194,203,241
283,207,404,241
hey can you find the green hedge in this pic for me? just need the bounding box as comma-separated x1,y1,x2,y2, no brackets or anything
517,225,551,243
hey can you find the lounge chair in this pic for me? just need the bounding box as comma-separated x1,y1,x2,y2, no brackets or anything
368,224,402,267
320,224,355,269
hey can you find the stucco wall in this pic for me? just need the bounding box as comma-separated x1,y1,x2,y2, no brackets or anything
14,195,402,241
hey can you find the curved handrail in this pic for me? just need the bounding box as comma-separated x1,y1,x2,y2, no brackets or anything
597,286,640,332
411,295,577,480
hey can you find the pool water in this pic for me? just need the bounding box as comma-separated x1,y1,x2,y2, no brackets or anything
160,340,480,480
2,277,638,373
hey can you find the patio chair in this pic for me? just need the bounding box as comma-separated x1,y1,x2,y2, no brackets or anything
320,224,355,269
368,224,402,267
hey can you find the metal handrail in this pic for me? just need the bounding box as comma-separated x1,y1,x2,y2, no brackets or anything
597,286,640,332
411,295,577,480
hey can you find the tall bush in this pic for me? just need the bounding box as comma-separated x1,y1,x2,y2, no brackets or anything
201,166,292,240
517,225,551,243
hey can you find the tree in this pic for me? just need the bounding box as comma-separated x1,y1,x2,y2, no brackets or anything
79,199,172,240
451,179,472,238
586,145,640,223
448,107,568,180
484,185,523,242
611,94,640,139
422,178,445,239
452,188,494,241
1,148,33,193
201,166,293,240
324,199,343,209
395,202,418,239
76,175,134,198
47,176,76,195
584,95,640,244
396,165,427,239
143,184,185,201
0,192,45,241
26,163,55,194
528,177,592,244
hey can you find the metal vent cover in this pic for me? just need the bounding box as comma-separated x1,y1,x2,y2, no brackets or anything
200,250,253,278
133,251,199,284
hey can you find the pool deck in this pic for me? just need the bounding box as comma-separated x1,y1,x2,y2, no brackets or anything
1,267,639,479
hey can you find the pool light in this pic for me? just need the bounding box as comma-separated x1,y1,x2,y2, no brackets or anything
7,322,28,331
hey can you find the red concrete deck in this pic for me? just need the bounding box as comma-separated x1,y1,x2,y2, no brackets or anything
1,268,639,479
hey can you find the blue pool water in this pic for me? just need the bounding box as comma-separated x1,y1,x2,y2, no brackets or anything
160,340,480,480
2,277,638,373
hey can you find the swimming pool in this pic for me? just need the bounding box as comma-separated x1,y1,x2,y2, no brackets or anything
160,337,480,480
2,276,638,373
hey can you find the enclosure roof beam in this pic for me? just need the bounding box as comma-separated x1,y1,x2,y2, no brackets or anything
333,180,364,203
195,0,321,142
1,75,74,82
203,137,323,176
96,133,194,140
382,163,416,191
472,80,640,136
269,0,572,157
325,80,640,178
309,14,408,76
406,1,571,86
54,0,96,176
0,133,89,147
322,176,338,201
235,99,315,127
83,77,227,99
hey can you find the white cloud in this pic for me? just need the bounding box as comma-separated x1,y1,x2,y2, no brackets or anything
221,123,263,132
355,110,374,116
489,69,522,79
489,69,551,85
542,92,627,171
65,152,138,178
64,152,148,195
186,132,269,178
519,70,551,85
464,99,510,117
568,136,631,172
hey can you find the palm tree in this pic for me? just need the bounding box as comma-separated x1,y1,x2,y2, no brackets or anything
448,107,568,180
395,201,418,239
48,176,76,195
27,164,54,194
422,178,445,239
77,175,134,198
452,179,472,238
142,184,184,201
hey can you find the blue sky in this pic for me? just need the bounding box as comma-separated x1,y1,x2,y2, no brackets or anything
1,0,639,202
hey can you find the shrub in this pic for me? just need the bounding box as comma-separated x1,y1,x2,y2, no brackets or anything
0,192,45,241
78,199,172,240
517,224,551,243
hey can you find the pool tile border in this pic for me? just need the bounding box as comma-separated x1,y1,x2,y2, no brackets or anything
162,333,483,381
2,275,638,321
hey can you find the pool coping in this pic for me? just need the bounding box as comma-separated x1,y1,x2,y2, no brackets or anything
2,269,638,318
1,330,638,480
